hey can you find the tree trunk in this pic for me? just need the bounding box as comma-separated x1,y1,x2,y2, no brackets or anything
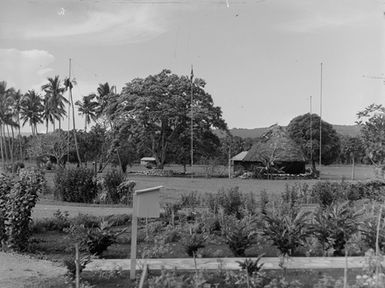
7,125,14,172
59,118,61,130
3,125,9,165
18,114,22,160
0,125,4,170
46,119,49,134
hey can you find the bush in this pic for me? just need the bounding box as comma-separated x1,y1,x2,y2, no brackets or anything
1,168,46,250
181,232,207,257
311,201,362,256
222,215,259,257
5,161,25,173
206,187,248,219
31,210,70,233
262,206,311,256
237,256,264,277
100,170,126,204
54,168,98,203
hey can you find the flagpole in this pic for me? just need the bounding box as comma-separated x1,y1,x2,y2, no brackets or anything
190,65,194,179
310,96,312,167
319,62,323,180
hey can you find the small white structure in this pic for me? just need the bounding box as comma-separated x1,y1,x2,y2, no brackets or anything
140,157,156,166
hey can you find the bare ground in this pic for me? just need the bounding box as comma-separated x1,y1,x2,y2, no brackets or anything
0,251,67,288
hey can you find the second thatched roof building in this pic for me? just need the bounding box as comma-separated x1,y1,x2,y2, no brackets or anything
232,125,306,175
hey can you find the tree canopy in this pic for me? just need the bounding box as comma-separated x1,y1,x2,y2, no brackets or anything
287,113,340,167
106,69,228,168
356,104,385,165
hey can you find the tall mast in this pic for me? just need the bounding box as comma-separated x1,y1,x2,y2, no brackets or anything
310,96,312,165
190,65,194,178
67,59,71,163
319,62,323,179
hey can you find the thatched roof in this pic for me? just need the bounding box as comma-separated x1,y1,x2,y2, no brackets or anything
231,151,248,161
242,125,306,163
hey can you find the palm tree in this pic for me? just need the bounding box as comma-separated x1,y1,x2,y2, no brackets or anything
41,76,67,131
95,82,116,119
20,90,43,136
10,89,24,159
75,94,98,131
0,81,15,168
42,94,55,134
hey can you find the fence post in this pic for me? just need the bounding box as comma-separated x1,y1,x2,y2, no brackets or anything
75,242,80,288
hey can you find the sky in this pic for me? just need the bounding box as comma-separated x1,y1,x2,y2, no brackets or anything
0,0,384,132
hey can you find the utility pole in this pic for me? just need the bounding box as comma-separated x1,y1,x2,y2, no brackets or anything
319,63,323,180
310,96,313,168
67,59,71,164
190,65,194,179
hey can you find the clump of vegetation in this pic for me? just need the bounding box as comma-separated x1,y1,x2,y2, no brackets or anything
237,255,264,277
54,167,98,203
0,168,46,251
222,215,259,257
31,209,71,233
97,169,126,204
181,232,207,257
311,201,362,256
262,204,311,256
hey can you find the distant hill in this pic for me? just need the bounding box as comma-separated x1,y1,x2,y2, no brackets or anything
215,124,361,139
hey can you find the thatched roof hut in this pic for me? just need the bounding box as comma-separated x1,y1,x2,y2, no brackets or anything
235,125,306,174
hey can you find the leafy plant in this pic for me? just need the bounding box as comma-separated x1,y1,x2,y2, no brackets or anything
2,168,46,251
237,255,264,276
181,232,207,257
311,201,362,256
100,169,125,204
54,167,98,203
222,215,259,257
262,206,311,256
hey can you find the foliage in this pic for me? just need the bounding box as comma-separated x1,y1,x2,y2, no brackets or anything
31,209,70,233
64,253,91,279
99,169,126,204
311,201,362,256
109,69,227,169
262,205,311,256
85,220,117,256
27,130,71,167
287,113,341,166
339,135,366,164
356,104,385,165
181,231,207,257
206,187,253,219
222,215,259,256
0,168,46,250
54,167,98,203
237,255,264,276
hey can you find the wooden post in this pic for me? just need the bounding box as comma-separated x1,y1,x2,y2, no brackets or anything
75,243,80,288
130,192,138,280
138,264,148,288
351,156,355,181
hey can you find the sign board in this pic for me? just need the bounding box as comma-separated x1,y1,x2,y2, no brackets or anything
136,186,161,218
130,186,162,280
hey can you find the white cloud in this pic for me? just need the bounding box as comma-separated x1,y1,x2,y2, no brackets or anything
21,5,166,45
274,0,380,33
0,49,55,92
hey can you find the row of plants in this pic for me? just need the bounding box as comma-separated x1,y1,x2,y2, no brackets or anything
54,168,134,204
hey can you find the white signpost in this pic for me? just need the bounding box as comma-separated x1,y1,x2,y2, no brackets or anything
130,186,162,280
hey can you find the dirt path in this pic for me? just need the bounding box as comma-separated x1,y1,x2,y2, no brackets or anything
0,252,67,288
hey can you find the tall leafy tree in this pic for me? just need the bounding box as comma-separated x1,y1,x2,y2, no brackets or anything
356,104,385,165
75,94,98,131
41,76,67,131
20,90,43,136
287,113,340,168
10,89,24,159
109,69,227,169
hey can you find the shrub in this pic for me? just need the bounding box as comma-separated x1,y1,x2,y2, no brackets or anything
5,161,25,173
237,256,264,276
181,232,207,257
31,210,70,233
311,201,362,256
54,168,97,203
101,170,125,204
1,168,46,250
262,206,311,256
310,181,346,207
222,215,259,257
